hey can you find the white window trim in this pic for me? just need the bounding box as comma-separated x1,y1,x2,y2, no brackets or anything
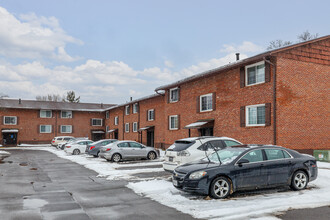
200,93,213,112
133,103,138,114
40,125,52,133
246,104,266,127
133,122,138,132
169,115,179,130
60,125,72,133
114,116,119,125
125,123,130,133
245,61,265,87
3,116,17,125
148,109,154,121
61,110,72,118
169,87,179,103
125,105,130,115
40,110,52,118
92,118,103,126
106,126,109,132
106,111,110,119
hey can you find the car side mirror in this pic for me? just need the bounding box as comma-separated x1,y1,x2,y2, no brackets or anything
237,158,249,167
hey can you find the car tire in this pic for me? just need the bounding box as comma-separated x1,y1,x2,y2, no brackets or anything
73,149,80,155
112,153,121,162
147,151,157,160
210,176,231,199
291,170,309,190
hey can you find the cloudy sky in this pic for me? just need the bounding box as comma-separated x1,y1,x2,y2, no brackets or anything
0,0,329,104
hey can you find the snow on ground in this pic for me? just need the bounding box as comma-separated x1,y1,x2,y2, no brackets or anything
18,144,51,147
127,161,330,220
9,146,165,180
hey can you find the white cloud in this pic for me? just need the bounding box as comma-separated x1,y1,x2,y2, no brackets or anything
164,60,174,68
220,41,264,54
0,7,82,61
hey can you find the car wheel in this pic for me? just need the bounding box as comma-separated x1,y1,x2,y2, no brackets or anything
147,151,157,160
73,149,80,155
291,170,308,190
112,153,121,162
210,176,231,199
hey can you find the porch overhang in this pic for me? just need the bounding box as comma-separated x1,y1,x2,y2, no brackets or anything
107,129,118,133
2,129,19,133
91,130,105,134
138,126,154,131
184,119,214,129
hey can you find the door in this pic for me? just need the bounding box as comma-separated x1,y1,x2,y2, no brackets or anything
199,127,213,136
129,142,146,158
2,133,17,146
117,142,132,158
92,132,104,141
147,130,154,147
114,130,118,139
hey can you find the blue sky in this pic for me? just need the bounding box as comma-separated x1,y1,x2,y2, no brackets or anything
0,0,329,104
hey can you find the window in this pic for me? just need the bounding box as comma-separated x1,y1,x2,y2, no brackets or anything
118,142,129,148
129,142,143,148
125,123,130,133
114,116,119,125
106,126,109,132
148,109,155,121
246,61,265,86
133,103,139,114
246,104,265,126
4,116,17,125
240,149,264,163
169,88,179,102
133,122,138,132
61,125,72,133
40,110,52,118
265,149,292,160
200,93,213,112
224,140,241,147
40,125,52,133
106,111,109,119
169,115,179,130
125,105,130,115
92,118,102,126
61,111,72,118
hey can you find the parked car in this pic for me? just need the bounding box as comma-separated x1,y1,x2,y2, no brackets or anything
163,136,242,172
51,136,74,147
64,140,94,155
0,150,11,161
99,141,159,162
58,137,89,150
172,145,318,199
85,139,117,157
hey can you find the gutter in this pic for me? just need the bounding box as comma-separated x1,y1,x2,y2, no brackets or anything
263,56,277,145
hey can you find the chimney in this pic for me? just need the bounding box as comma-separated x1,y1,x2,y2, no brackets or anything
236,53,240,61
130,97,133,102
19,98,22,104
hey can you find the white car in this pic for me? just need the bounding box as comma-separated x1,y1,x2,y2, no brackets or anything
64,140,93,155
163,136,242,172
51,136,74,147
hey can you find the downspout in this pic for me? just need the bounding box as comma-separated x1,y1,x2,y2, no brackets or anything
263,57,277,145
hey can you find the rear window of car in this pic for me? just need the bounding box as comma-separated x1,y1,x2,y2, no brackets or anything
167,140,196,152
63,138,71,141
57,138,63,141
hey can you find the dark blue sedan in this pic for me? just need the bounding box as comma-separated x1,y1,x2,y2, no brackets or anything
172,145,318,199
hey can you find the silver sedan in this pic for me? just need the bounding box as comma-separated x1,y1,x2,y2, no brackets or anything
99,141,158,162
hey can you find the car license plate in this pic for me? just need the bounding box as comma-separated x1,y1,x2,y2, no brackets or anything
172,179,178,186
169,157,173,162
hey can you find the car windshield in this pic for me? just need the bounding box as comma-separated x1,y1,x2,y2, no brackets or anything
206,148,247,164
167,140,196,152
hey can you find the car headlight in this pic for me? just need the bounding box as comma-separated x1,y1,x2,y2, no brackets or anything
189,171,207,180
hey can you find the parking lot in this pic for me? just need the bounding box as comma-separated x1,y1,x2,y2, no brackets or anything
0,147,329,220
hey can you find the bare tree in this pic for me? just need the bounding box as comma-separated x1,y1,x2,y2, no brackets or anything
64,91,80,103
0,92,9,99
298,30,319,42
36,94,64,102
267,40,293,50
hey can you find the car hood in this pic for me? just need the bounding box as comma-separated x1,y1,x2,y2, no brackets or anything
175,159,220,174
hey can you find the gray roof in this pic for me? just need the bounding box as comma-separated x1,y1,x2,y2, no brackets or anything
0,99,115,112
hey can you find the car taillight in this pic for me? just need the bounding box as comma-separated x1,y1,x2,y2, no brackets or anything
90,146,95,150
52,140,55,143
66,146,71,148
177,150,190,157
106,148,111,151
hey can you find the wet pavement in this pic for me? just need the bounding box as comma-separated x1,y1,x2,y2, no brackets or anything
0,149,195,220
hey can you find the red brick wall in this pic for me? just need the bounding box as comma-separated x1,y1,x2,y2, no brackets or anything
123,103,139,142
107,107,124,140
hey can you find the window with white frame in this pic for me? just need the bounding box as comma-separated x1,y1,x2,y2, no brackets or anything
114,116,119,125
246,104,266,126
169,88,179,102
106,126,109,132
148,109,155,121
200,93,213,112
133,122,138,132
61,125,72,133
4,116,17,125
125,105,130,115
133,103,139,114
92,118,102,126
61,110,72,118
246,61,265,86
106,111,109,119
40,125,52,133
169,115,179,130
125,123,130,133
40,110,52,118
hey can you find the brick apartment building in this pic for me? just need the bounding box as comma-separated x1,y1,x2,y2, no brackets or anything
0,99,114,146
1,36,329,153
